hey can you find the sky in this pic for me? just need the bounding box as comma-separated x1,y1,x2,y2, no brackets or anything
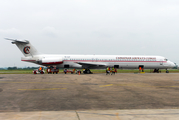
0,0,179,67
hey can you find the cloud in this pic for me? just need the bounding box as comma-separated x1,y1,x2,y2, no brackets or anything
1,0,179,67
42,26,59,38
0,28,22,38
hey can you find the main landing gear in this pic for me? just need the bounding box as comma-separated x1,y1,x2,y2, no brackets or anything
153,69,169,73
83,69,93,74
153,69,160,73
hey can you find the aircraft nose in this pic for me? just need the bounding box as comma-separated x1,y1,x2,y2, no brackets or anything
171,62,176,67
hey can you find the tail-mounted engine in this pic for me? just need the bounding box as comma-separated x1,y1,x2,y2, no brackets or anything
36,57,63,65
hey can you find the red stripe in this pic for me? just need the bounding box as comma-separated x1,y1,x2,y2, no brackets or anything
21,60,36,62
42,61,63,65
63,60,167,63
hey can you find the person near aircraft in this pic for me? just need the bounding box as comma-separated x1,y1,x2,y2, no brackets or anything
38,66,42,72
111,67,115,75
106,67,110,75
142,68,144,72
139,67,141,72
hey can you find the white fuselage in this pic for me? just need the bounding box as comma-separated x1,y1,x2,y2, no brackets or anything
21,54,175,69
6,39,176,70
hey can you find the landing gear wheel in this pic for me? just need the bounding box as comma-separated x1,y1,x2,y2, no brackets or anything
153,69,159,73
166,70,169,73
83,69,93,74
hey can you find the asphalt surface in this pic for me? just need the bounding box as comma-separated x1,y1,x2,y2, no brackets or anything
0,73,179,112
1,109,179,120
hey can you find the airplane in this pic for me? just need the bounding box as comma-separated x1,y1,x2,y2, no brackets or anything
6,38,176,73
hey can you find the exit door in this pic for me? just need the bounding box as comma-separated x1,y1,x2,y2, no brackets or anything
160,59,163,65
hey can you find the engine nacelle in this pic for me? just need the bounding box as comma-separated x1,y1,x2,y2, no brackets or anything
37,57,63,65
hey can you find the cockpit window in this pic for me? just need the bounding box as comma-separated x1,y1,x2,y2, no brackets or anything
164,58,168,61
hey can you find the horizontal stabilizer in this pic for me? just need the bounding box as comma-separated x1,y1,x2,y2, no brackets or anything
5,38,29,44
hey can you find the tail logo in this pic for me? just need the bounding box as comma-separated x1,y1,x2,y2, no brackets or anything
23,46,30,54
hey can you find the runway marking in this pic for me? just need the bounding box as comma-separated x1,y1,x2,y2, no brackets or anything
116,113,121,120
100,83,179,88
14,114,21,120
100,84,113,87
75,111,80,120
0,82,69,84
38,111,42,120
115,84,179,88
18,88,67,91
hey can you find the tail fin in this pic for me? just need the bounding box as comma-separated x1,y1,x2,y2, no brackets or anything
5,38,39,57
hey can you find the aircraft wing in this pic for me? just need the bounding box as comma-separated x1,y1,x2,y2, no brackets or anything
76,62,107,68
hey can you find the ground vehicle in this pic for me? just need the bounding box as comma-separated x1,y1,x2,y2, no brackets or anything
47,67,59,74
63,69,81,74
33,69,45,74
64,69,74,74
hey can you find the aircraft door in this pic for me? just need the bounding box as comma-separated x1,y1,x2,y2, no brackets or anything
139,65,144,69
64,64,69,68
114,65,119,68
160,59,163,65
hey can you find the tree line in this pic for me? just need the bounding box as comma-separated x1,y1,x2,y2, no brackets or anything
0,67,39,70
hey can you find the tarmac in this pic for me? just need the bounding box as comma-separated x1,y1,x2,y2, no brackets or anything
1,109,179,120
0,73,179,120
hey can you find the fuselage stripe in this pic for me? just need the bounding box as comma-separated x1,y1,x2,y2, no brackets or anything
63,60,167,63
